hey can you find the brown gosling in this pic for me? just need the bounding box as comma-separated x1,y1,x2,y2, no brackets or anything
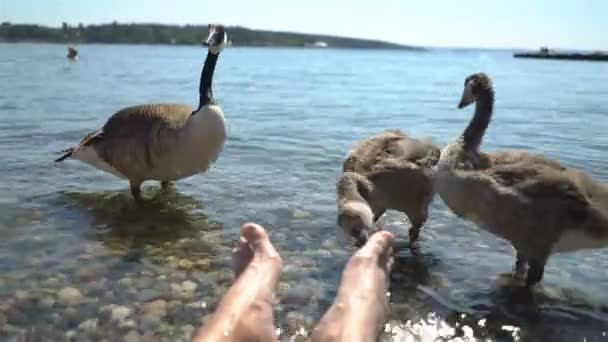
337,130,440,245
432,72,608,287
55,25,228,200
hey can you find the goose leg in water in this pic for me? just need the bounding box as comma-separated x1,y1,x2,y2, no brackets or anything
513,252,527,281
161,181,172,190
130,181,142,200
409,222,423,243
526,259,546,287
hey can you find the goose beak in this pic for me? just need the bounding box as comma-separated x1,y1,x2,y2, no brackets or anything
458,82,475,109
204,25,228,50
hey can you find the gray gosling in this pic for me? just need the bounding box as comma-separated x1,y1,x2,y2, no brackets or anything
432,72,608,286
56,25,228,200
337,130,440,245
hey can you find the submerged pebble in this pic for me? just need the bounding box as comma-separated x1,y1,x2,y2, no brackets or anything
57,287,83,306
124,330,142,342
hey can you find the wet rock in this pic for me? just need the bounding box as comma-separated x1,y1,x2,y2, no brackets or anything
141,300,167,318
286,311,313,333
63,307,82,328
182,280,197,293
0,299,13,313
6,308,28,325
177,259,194,271
77,263,108,282
170,281,198,299
78,318,98,334
124,330,142,342
139,313,162,331
291,208,311,219
57,287,83,306
118,277,134,287
65,330,77,340
138,288,164,302
42,277,61,288
111,305,133,323
186,300,207,310
120,319,137,330
84,278,108,296
134,276,154,290
14,290,29,302
39,296,56,309
180,324,195,340
281,284,314,305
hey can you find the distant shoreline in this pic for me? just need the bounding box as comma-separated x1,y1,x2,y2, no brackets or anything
0,22,424,51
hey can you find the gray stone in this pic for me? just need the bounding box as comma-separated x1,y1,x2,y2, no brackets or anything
281,284,314,305
180,324,195,340
141,300,167,318
181,280,198,293
117,277,134,287
14,290,29,302
134,277,154,290
138,288,164,302
111,305,133,323
78,318,98,334
42,277,61,288
139,314,162,331
124,330,142,342
57,287,83,306
286,311,313,332
7,309,28,325
119,319,137,330
39,296,56,309
65,330,77,340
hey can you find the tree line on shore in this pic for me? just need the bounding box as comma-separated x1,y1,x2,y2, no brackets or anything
0,22,420,50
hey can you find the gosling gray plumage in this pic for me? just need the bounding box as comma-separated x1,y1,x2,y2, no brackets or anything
56,25,229,199
432,72,608,286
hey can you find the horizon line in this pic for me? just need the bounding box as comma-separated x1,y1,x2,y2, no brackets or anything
2,20,602,52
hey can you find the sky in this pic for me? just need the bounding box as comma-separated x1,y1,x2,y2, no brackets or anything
1,0,607,50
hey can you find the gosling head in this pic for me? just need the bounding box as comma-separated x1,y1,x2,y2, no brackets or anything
204,24,228,54
458,72,493,109
338,200,377,246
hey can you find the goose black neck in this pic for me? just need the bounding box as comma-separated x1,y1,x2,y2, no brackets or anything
197,50,219,110
462,87,494,152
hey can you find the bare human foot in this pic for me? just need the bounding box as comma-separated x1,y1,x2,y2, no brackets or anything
309,231,395,342
193,223,282,342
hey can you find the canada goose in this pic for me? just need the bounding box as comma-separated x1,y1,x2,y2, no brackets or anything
337,130,440,245
432,72,608,286
67,46,78,60
56,24,228,200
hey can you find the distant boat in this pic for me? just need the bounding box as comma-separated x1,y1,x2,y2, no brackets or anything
514,46,608,62
67,46,78,61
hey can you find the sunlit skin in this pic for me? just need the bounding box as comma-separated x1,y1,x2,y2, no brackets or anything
193,223,394,342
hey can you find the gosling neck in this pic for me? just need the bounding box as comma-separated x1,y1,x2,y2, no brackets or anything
462,86,494,152
337,172,372,203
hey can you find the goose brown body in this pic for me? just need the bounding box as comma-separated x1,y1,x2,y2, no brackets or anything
337,130,440,243
434,72,608,286
55,25,228,199
56,103,226,183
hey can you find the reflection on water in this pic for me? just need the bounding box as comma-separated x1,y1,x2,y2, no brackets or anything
1,44,608,340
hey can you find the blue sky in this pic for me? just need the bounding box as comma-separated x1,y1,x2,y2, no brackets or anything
2,0,606,50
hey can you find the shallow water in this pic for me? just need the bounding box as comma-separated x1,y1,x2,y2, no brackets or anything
1,43,608,341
